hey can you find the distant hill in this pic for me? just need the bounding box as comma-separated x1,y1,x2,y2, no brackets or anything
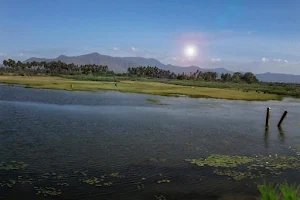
256,72,300,83
20,52,300,83
24,52,233,75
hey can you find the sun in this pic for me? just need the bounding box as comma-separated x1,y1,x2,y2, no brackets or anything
184,45,197,58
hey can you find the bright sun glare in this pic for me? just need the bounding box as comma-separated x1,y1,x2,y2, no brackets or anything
184,45,197,58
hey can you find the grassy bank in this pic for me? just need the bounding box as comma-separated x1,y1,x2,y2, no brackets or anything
0,75,281,101
68,75,300,98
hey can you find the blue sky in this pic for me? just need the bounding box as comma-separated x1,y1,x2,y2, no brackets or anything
1,0,300,73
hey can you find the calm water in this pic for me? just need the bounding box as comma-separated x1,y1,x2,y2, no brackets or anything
1,85,300,200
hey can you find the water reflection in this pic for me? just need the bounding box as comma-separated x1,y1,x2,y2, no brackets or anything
278,127,285,143
264,127,270,148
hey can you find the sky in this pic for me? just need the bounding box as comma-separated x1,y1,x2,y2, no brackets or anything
1,0,300,74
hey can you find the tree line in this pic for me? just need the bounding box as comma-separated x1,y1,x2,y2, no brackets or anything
220,72,258,84
128,66,258,83
2,59,112,75
2,59,258,83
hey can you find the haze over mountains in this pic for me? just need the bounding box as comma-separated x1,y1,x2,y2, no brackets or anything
22,52,300,83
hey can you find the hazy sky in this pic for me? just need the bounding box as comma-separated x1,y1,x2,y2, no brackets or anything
1,0,300,73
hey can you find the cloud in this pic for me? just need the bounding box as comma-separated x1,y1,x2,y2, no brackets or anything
131,47,137,52
113,47,119,51
19,53,24,56
211,58,221,62
273,59,288,63
261,57,269,62
0,53,3,56
274,58,282,62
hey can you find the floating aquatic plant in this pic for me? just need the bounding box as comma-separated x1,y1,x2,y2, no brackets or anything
110,172,120,178
35,187,62,196
0,161,28,170
186,154,300,181
185,154,253,168
248,155,300,173
103,182,113,186
214,170,252,181
81,177,100,185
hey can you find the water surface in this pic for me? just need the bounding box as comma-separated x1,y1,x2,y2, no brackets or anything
0,85,300,199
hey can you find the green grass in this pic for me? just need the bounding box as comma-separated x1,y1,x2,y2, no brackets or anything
280,182,300,200
258,182,281,200
0,75,281,101
258,182,300,200
65,75,300,98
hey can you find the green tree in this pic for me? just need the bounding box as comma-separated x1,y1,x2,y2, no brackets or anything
242,72,258,84
3,60,8,67
232,72,243,83
221,73,232,82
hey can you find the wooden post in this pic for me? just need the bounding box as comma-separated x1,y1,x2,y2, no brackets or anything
277,111,288,127
265,107,271,127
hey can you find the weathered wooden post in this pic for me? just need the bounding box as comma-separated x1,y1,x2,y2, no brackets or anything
277,111,288,127
265,107,271,127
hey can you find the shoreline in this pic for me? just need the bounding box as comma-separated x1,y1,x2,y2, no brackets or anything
0,76,281,101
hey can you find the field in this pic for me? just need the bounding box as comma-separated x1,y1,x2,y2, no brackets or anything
0,76,280,101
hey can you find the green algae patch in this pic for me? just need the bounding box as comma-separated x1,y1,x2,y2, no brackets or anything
214,170,252,181
186,154,300,181
0,161,28,170
103,182,113,186
35,187,62,196
185,154,253,168
110,172,121,178
81,177,100,185
248,155,300,172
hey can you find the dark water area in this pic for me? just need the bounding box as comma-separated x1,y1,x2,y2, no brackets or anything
0,85,300,200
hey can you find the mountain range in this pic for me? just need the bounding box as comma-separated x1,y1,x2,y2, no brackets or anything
5,52,300,83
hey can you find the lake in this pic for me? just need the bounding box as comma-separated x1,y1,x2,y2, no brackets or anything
1,85,300,200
